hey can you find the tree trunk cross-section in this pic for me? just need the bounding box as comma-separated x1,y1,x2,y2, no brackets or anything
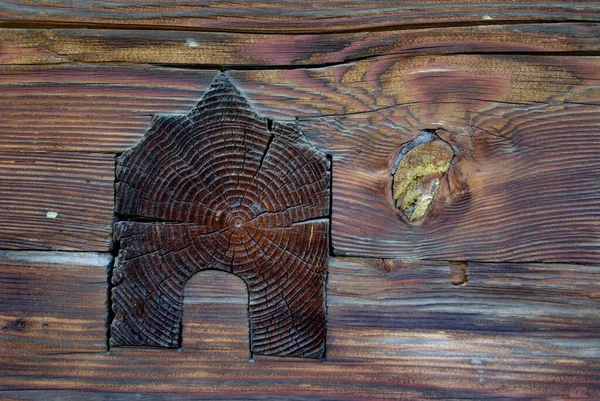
110,73,331,359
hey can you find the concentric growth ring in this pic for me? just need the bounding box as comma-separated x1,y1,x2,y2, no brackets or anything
110,73,330,359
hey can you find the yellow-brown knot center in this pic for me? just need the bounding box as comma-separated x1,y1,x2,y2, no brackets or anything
392,136,454,222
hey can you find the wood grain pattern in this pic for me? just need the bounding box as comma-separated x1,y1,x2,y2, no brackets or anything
1,256,598,399
1,54,598,151
231,54,600,120
1,54,598,261
0,252,107,353
0,1,599,33
0,64,214,153
302,101,600,263
327,258,599,359
0,152,114,251
1,13,599,399
294,55,600,263
0,23,598,67
111,73,330,358
182,270,249,356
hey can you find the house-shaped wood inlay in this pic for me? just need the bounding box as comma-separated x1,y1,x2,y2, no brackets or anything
110,73,330,358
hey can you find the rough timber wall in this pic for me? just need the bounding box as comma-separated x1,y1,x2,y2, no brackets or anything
1,2,599,400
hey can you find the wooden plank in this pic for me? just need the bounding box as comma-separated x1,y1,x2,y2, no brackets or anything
301,101,600,263
1,55,598,261
1,55,599,152
0,152,114,251
0,256,598,398
0,64,215,153
0,24,599,67
0,251,109,354
0,1,598,33
327,258,600,360
231,54,600,120
183,271,249,356
289,55,600,263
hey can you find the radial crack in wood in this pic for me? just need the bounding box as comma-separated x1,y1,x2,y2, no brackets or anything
110,72,331,359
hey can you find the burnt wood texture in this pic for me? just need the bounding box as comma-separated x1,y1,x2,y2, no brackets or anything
1,1,600,400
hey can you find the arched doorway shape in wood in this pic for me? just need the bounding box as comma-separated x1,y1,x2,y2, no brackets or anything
109,73,331,359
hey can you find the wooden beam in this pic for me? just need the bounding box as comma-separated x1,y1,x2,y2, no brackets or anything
0,24,598,67
0,251,109,353
0,256,598,398
0,1,598,33
302,101,600,263
0,152,114,251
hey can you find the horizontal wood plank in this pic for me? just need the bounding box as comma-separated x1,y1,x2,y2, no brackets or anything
183,271,249,356
232,54,600,120
1,55,598,261
0,1,599,33
0,23,599,67
0,152,114,250
327,258,600,359
302,102,600,263
1,55,599,151
0,251,108,353
0,65,215,153
293,55,600,263
0,256,598,399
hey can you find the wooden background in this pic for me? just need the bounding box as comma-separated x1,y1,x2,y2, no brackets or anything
1,2,599,399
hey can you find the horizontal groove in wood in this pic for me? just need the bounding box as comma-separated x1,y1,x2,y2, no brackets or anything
0,23,598,67
0,1,598,34
0,257,598,398
0,152,114,251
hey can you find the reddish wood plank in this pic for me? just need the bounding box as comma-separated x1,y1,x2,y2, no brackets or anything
0,1,598,33
183,270,249,356
0,24,598,67
0,55,598,260
0,64,215,153
0,152,114,251
0,256,598,399
302,101,600,263
327,258,600,360
232,55,600,120
0,251,108,353
289,54,600,263
1,55,598,153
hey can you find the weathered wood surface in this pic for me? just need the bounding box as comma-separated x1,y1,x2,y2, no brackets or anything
0,152,114,250
0,1,599,33
182,271,249,354
0,24,599,67
0,252,108,353
1,256,598,399
2,55,596,151
110,73,330,357
1,54,598,261
1,3,599,399
303,101,600,263
0,65,213,153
